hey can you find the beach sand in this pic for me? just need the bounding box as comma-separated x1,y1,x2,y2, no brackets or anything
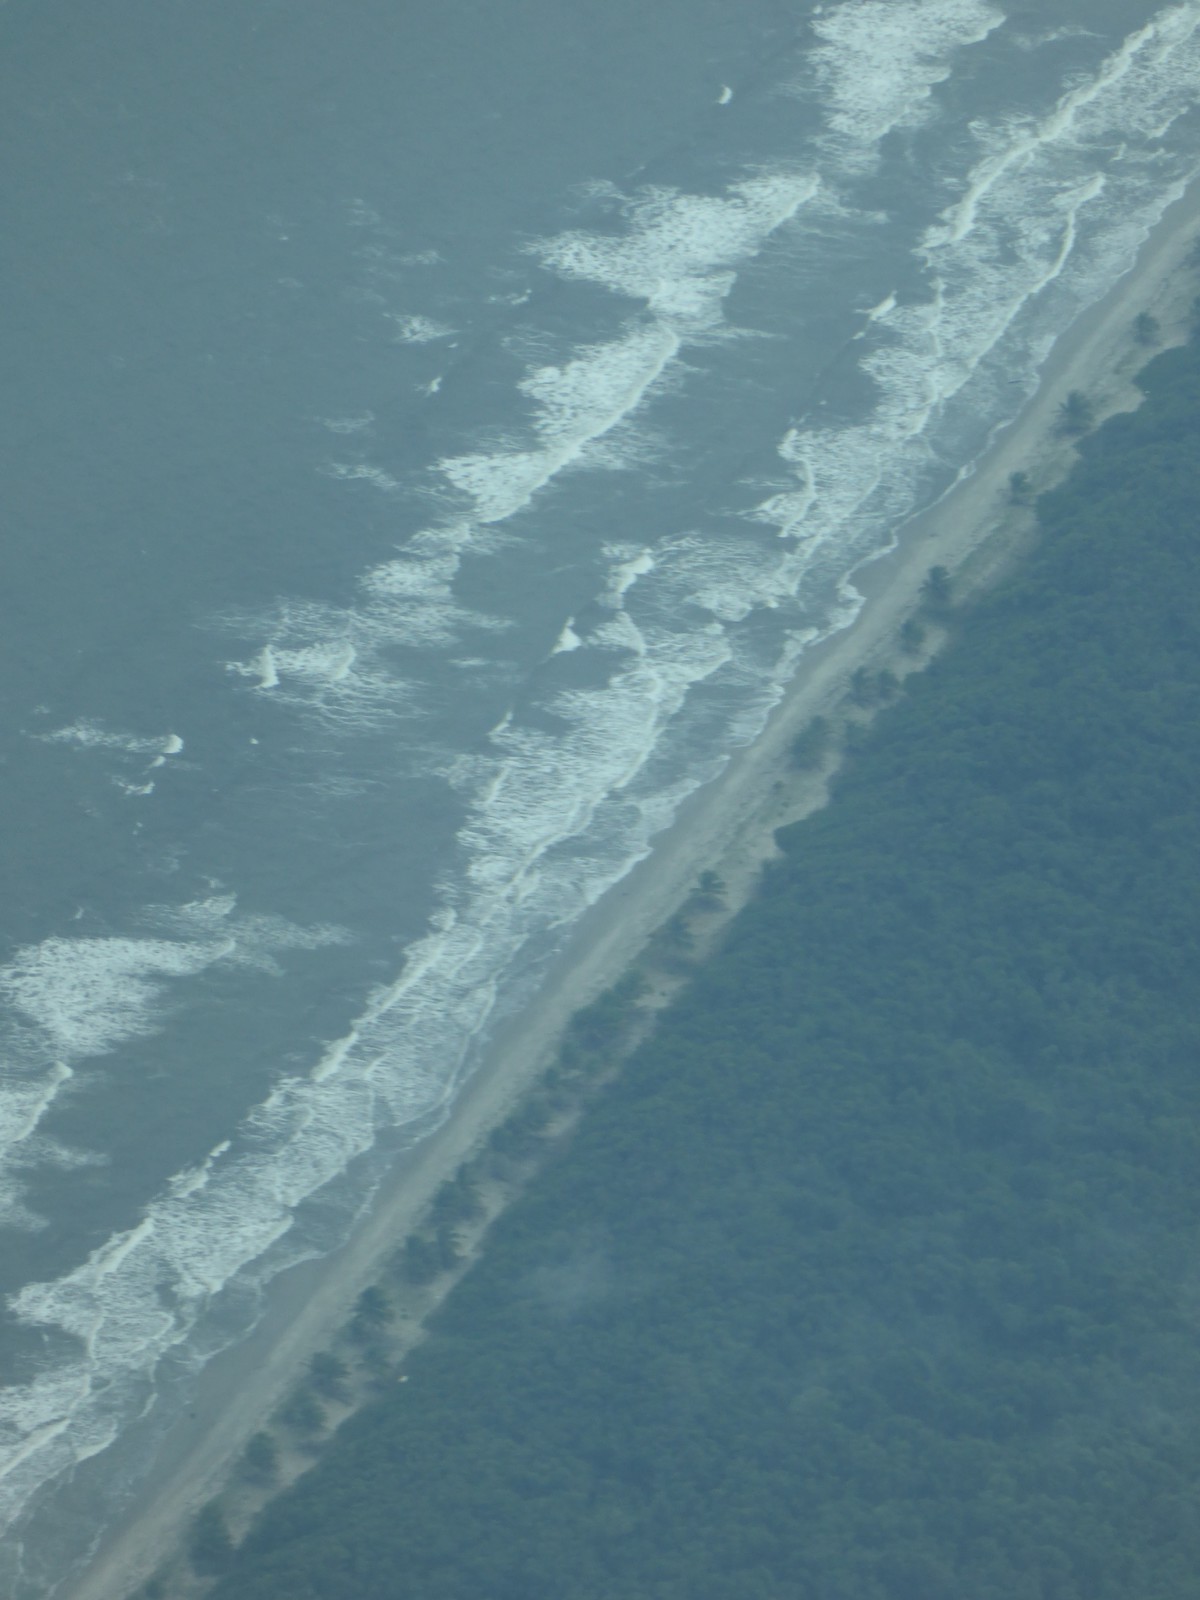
65,181,1200,1600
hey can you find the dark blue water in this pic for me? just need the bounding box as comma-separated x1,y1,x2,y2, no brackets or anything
2,0,1199,1590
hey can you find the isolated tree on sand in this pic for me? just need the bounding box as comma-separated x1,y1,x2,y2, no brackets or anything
279,1385,325,1437
695,870,726,909
349,1284,393,1345
238,1431,279,1486
309,1350,351,1403
790,715,832,770
1007,470,1033,505
920,565,953,613
849,666,876,708
1056,390,1095,435
899,618,926,656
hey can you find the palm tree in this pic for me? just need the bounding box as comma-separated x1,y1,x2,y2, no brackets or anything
921,565,952,611
899,618,926,655
1007,470,1032,505
1056,390,1094,436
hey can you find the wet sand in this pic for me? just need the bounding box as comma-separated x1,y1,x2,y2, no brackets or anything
66,179,1200,1600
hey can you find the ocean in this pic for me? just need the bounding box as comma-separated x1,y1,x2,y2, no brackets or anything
1,0,1198,1590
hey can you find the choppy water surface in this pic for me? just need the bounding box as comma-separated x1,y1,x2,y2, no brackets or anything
2,0,1199,1588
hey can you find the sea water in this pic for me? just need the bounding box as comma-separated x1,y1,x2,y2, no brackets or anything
2,0,1199,1589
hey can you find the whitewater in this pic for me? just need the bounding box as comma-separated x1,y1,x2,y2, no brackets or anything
2,0,1199,1591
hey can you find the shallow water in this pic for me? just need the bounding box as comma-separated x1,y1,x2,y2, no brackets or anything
2,0,1199,1589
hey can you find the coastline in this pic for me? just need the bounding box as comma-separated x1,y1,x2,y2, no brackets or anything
64,181,1200,1600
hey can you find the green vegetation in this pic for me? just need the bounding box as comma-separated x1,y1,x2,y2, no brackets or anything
1055,388,1095,434
849,666,902,710
307,1351,351,1404
919,562,953,610
693,869,726,910
237,1431,279,1487
211,338,1200,1599
347,1286,393,1347
789,713,833,770
276,1386,324,1439
187,1501,234,1577
398,1229,459,1285
898,617,927,655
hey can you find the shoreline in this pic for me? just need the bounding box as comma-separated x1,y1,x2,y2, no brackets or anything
64,181,1200,1600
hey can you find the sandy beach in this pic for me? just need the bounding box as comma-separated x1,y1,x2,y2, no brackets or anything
64,180,1200,1600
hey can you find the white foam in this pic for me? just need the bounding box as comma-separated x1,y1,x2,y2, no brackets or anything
0,902,346,1232
603,547,657,606
143,894,350,977
550,619,583,654
805,0,1004,160
2,1063,73,1151
432,170,825,537
319,413,375,435
307,160,819,682
755,2,1200,603
322,462,400,492
385,313,455,344
223,542,508,727
932,22,1186,251
437,323,681,523
1012,24,1102,52
146,733,184,772
309,1031,359,1085
532,172,820,329
167,1141,231,1202
0,900,353,1490
231,646,279,690
36,721,180,760
0,937,229,1063
227,618,402,720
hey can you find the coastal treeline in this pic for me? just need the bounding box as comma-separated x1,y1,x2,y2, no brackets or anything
207,336,1200,1599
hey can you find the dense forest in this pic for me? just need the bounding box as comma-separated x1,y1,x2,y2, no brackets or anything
204,333,1200,1600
